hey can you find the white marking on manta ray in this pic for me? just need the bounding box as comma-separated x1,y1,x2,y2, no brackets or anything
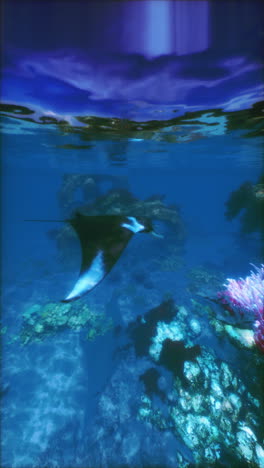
64,250,105,301
121,216,145,233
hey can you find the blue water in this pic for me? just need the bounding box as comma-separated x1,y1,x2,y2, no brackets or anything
1,1,264,467
1,110,263,467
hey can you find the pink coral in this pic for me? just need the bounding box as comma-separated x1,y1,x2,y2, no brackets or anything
218,264,264,353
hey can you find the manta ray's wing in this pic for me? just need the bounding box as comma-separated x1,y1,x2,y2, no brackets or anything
62,214,146,302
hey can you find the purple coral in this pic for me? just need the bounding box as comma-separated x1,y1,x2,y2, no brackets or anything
217,264,264,353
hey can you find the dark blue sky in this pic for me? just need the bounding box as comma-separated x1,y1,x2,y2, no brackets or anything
2,0,264,120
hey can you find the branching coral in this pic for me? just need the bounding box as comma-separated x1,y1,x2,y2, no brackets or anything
217,264,264,352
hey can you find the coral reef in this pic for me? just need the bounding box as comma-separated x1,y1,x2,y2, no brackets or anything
225,174,264,255
139,368,166,401
158,339,201,386
137,347,264,467
126,297,264,466
191,297,257,354
217,264,264,353
20,301,113,344
57,174,135,214
187,265,225,298
128,299,179,357
57,174,122,214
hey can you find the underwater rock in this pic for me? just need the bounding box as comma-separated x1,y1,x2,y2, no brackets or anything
236,424,258,463
219,362,235,390
139,367,166,401
183,361,201,386
224,324,255,350
137,344,263,467
158,339,201,385
149,316,185,361
256,444,264,468
135,295,264,465
129,298,204,387
193,293,261,356
128,298,178,357
189,318,202,336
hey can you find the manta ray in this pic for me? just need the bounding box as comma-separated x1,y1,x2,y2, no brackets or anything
28,213,161,302
62,213,157,302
